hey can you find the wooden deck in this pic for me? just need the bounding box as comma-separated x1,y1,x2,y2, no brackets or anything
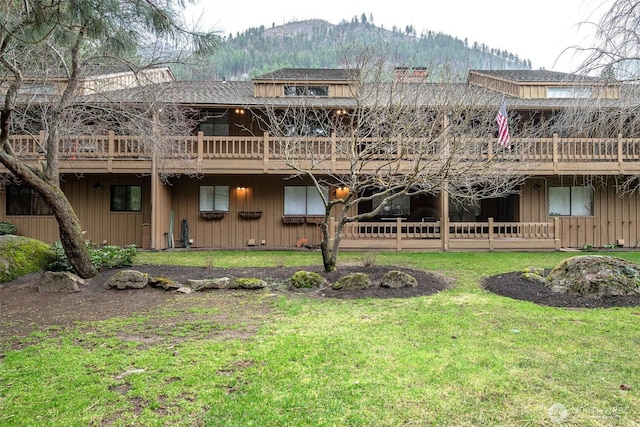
4,132,640,175
335,218,559,251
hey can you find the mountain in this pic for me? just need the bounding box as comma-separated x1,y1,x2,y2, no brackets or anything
177,16,531,81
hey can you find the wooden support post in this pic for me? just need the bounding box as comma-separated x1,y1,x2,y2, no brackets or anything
197,131,204,162
617,133,623,174
552,133,558,174
107,131,114,172
331,132,336,172
263,131,270,173
488,217,494,251
441,186,449,251
554,217,561,250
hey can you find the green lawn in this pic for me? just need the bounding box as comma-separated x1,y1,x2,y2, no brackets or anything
1,251,639,426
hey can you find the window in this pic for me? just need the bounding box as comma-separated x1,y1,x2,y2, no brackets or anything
547,87,592,99
199,186,229,212
372,194,410,217
549,186,593,216
284,186,327,215
5,185,53,215
199,112,229,136
283,85,329,97
110,185,142,212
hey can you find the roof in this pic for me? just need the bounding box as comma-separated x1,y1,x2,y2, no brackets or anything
252,68,359,82
5,68,637,110
469,69,605,84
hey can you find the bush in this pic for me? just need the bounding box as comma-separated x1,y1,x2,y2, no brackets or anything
0,221,17,235
48,242,137,273
291,270,325,288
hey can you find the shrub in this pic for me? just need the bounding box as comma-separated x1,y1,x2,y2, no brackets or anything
48,242,137,273
91,245,137,269
291,270,325,288
0,221,17,235
362,253,377,267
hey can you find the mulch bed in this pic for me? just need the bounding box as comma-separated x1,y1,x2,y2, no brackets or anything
482,271,640,308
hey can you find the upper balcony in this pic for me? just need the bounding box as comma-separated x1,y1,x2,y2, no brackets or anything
4,131,640,176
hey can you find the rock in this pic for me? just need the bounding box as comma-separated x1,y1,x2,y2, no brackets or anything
234,277,267,289
176,286,192,294
38,271,84,293
103,270,148,290
381,270,417,288
186,277,231,291
546,255,640,296
520,266,547,284
291,270,326,288
332,272,371,290
148,276,181,290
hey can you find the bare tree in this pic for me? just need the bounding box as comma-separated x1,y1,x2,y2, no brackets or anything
0,1,218,278
258,49,534,272
573,0,640,81
559,0,640,194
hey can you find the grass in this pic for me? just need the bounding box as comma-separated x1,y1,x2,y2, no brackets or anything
1,250,640,426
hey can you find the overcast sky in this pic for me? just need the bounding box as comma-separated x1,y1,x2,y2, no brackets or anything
185,0,612,72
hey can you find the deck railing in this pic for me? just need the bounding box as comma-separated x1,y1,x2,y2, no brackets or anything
341,219,553,240
342,220,442,239
8,132,640,167
448,220,554,239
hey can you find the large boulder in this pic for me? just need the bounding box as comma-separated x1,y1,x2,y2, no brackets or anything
546,255,640,296
0,235,52,283
291,270,326,289
148,276,182,290
186,277,232,291
332,272,371,291
234,277,267,289
381,270,417,288
103,270,148,290
38,271,84,293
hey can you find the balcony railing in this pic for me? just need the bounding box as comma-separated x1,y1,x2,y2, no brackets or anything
7,132,640,167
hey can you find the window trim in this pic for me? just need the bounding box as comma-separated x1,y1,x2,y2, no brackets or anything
547,87,592,99
283,185,328,216
198,185,230,212
549,186,594,216
110,184,142,212
5,184,53,216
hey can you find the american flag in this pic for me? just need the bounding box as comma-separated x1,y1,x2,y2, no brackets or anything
496,97,510,148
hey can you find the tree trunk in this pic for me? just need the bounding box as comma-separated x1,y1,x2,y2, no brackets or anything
0,149,97,278
53,195,98,279
320,217,344,272
319,219,337,272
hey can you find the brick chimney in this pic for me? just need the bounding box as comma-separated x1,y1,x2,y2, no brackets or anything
394,67,429,82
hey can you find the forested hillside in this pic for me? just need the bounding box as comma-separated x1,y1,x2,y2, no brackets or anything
177,15,531,81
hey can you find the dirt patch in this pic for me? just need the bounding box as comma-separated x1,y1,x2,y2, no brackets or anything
483,271,640,308
0,264,448,352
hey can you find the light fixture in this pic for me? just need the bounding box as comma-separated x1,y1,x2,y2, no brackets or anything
533,184,541,189
335,109,347,116
93,181,102,189
236,183,246,191
234,108,245,115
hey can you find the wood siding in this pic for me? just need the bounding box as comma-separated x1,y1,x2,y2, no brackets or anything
1,175,149,247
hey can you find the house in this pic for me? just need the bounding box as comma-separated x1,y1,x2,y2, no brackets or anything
2,66,640,251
